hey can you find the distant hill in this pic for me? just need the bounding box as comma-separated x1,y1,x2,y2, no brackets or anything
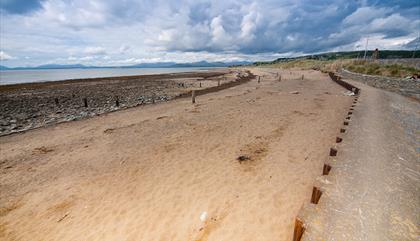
255,50,420,66
0,61,253,70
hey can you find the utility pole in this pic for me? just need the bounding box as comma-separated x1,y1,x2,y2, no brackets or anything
412,32,419,58
363,37,369,60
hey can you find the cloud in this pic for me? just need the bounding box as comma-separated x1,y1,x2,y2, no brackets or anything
402,37,420,50
119,45,130,54
84,47,106,55
343,7,390,26
0,51,14,60
0,0,419,67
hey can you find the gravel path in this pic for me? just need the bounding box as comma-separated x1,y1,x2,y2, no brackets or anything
300,75,420,240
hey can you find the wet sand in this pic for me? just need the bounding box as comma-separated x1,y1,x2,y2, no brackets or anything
0,68,353,241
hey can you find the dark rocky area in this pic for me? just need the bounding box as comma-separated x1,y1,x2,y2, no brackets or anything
0,71,236,136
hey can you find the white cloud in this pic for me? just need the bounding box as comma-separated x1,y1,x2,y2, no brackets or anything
118,45,130,53
0,51,14,60
84,47,106,55
343,7,390,26
210,15,232,47
0,0,419,67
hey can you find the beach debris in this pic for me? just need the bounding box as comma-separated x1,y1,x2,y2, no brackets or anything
237,155,251,163
343,91,355,96
57,212,69,222
290,91,300,94
200,211,208,222
33,146,54,154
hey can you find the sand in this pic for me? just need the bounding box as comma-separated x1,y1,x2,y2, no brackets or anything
0,68,353,241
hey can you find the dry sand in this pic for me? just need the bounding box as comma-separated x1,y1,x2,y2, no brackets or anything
0,68,353,241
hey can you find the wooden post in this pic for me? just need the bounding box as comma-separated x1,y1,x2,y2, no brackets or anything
115,96,120,107
293,218,305,241
199,82,202,88
311,187,323,204
329,147,337,156
192,90,196,104
323,163,332,175
152,94,155,104
258,76,260,83
301,74,304,80
83,98,88,107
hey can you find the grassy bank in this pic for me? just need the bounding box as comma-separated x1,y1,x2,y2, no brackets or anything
255,59,419,78
343,60,419,78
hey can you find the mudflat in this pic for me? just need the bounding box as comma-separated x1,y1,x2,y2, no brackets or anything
0,68,353,241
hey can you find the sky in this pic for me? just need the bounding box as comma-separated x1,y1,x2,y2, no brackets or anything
0,0,419,67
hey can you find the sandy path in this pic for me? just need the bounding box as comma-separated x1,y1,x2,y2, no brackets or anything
0,68,353,241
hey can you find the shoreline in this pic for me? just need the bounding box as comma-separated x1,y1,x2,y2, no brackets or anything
0,69,251,136
0,67,226,86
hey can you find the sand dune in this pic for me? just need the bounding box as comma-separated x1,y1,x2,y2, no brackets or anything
0,68,353,241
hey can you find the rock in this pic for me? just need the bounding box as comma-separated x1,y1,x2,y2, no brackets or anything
237,155,251,163
290,91,300,94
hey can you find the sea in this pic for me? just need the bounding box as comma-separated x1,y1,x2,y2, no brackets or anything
0,67,222,85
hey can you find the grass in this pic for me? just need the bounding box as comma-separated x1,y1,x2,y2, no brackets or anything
254,59,350,73
254,59,419,78
344,60,419,78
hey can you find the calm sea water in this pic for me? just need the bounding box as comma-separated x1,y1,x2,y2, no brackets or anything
0,67,222,85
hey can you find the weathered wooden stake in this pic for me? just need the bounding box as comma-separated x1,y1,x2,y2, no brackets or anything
329,147,337,156
199,82,202,88
83,98,88,107
192,90,196,104
115,96,120,107
293,218,305,241
323,163,332,175
301,74,304,80
311,187,323,204
258,76,260,83
152,94,155,104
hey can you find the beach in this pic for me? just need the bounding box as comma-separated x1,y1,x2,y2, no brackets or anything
0,68,354,240
0,69,250,136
